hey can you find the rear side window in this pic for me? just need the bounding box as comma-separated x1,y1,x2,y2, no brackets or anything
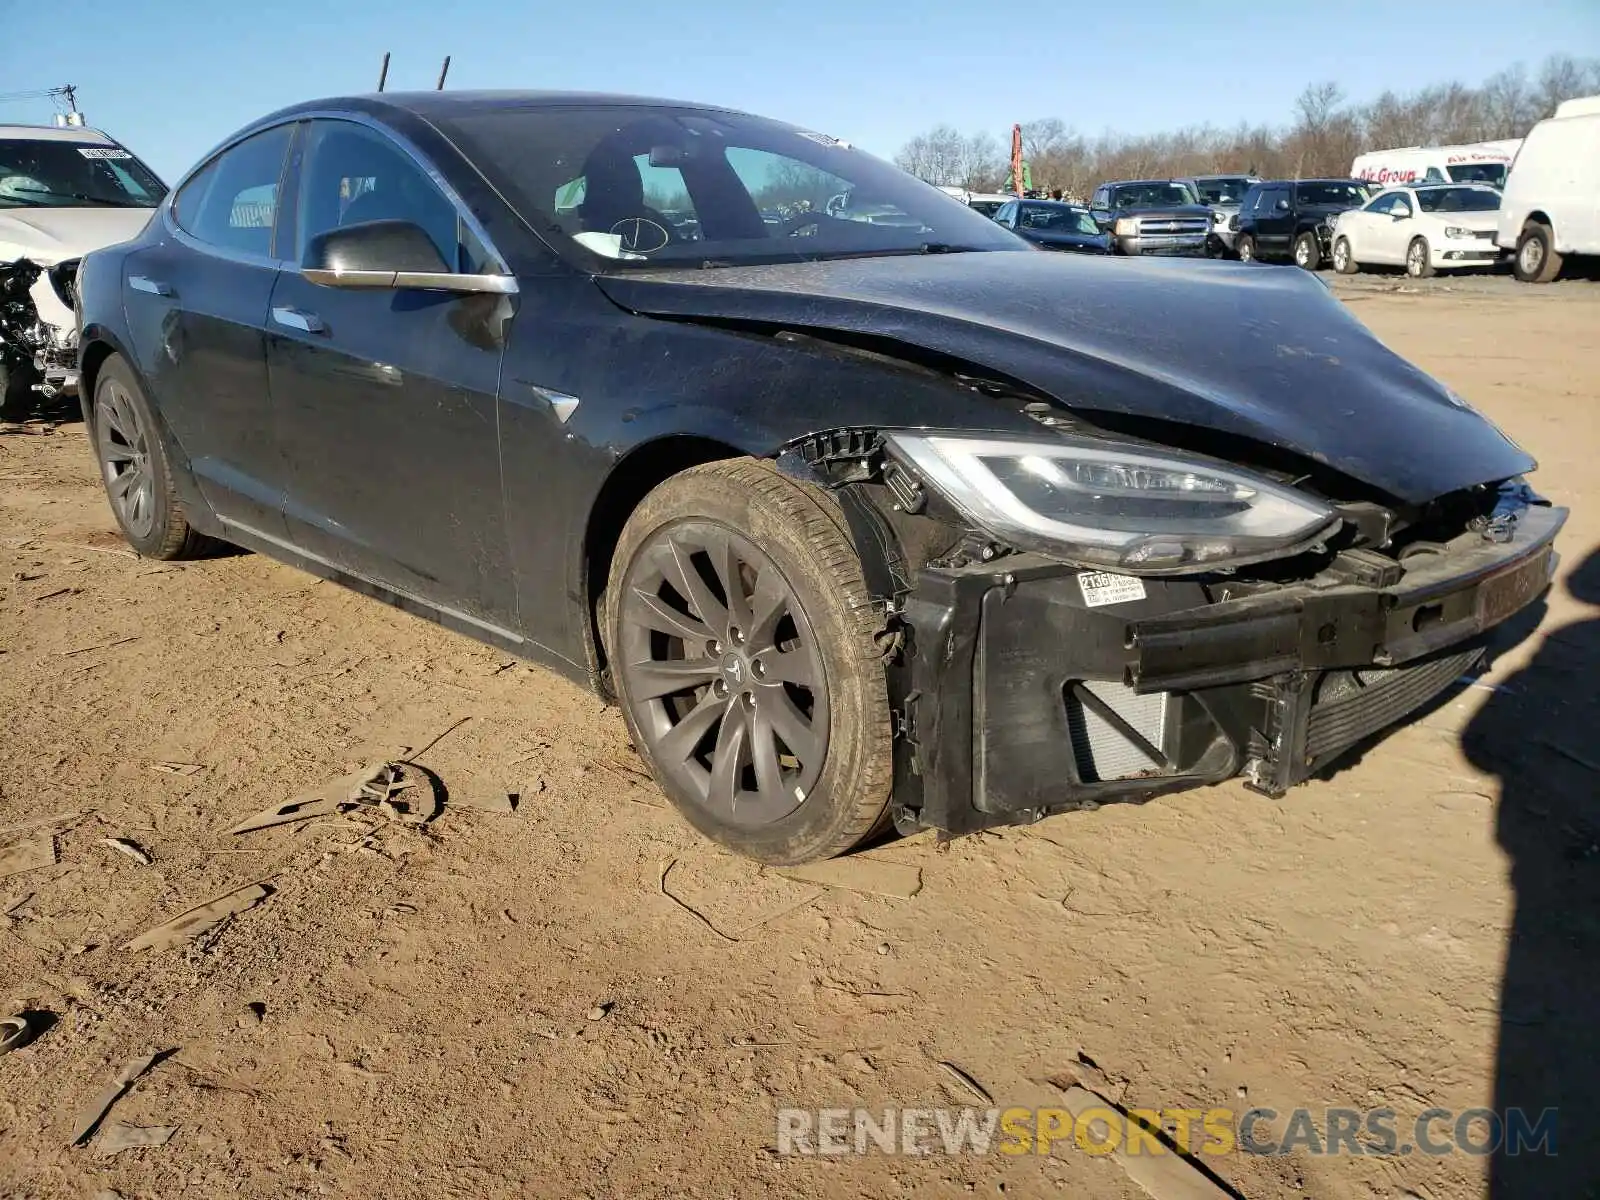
173,125,293,258
294,119,464,269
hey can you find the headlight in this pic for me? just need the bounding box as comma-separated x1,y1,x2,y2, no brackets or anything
1113,217,1138,237
884,433,1338,573
1444,226,1473,239
1212,210,1228,226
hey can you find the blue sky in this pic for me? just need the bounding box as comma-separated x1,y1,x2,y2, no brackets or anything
3,0,1596,182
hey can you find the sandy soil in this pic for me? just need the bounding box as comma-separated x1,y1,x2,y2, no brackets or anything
1,276,1596,1200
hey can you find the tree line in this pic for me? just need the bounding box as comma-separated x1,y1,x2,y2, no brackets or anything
894,55,1600,198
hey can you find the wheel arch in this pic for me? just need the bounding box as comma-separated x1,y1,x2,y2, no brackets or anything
581,433,750,689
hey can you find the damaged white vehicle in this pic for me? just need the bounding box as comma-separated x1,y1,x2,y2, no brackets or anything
1,123,166,414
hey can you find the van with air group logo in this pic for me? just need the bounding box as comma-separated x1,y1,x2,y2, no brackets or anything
1350,140,1521,190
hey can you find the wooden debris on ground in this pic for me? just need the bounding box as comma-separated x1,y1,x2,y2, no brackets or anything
69,1052,163,1146
125,882,272,952
95,1121,179,1157
149,762,205,777
102,838,153,866
0,832,58,879
228,761,437,834
774,856,924,899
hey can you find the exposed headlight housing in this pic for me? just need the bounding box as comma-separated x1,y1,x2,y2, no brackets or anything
1212,210,1228,226
1113,217,1138,237
884,433,1339,574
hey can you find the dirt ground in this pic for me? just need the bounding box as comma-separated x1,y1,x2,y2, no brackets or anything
1,273,1596,1200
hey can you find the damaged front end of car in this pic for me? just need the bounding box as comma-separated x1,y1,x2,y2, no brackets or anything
779,422,1565,840
0,257,80,406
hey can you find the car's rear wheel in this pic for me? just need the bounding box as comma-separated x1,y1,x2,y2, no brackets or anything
1406,237,1435,279
91,355,215,560
1293,231,1321,270
605,458,894,864
1235,234,1257,263
1513,221,1562,283
1333,237,1359,275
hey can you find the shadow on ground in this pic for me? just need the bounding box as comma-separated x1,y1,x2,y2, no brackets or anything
1464,545,1600,1197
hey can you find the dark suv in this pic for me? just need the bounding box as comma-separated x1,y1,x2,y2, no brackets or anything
1088,180,1214,256
1232,179,1373,269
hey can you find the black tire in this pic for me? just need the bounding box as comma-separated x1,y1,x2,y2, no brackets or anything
1513,221,1563,284
1235,234,1257,263
1293,230,1321,270
0,359,37,421
90,354,215,560
1333,236,1359,275
605,457,893,864
1405,237,1435,279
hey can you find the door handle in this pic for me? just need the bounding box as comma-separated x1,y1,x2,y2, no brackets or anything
271,306,326,334
128,275,173,296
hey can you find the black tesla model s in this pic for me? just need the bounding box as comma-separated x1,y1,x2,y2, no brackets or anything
75,91,1564,864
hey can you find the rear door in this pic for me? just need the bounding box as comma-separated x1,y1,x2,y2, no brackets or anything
264,117,518,630
120,123,297,536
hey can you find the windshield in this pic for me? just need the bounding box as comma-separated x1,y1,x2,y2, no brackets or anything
1193,178,1253,205
0,138,167,209
1110,182,1199,209
434,105,1023,270
1295,181,1371,208
1447,163,1507,187
1019,203,1100,236
1416,186,1501,213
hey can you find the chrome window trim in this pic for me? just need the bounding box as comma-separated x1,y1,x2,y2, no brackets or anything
159,109,516,282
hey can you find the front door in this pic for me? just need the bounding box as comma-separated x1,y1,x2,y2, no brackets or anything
1256,186,1293,258
120,123,297,536
265,118,517,631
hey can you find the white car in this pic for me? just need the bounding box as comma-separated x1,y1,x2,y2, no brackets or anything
0,123,166,410
1496,94,1600,283
1330,183,1503,278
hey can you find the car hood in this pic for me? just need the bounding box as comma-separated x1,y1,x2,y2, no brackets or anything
595,251,1534,504
0,206,154,265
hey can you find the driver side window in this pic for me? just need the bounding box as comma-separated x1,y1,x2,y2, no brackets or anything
1365,193,1398,215
295,120,463,270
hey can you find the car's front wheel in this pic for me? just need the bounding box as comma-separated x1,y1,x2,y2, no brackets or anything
91,354,215,560
1406,237,1435,279
605,458,894,864
1333,237,1359,275
1235,234,1257,263
1293,231,1321,270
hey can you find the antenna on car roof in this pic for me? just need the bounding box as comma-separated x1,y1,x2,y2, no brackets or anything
436,56,451,90
377,51,391,92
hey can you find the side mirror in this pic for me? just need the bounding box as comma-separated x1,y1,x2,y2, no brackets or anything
302,219,517,295
1275,198,1290,212
1392,206,1412,220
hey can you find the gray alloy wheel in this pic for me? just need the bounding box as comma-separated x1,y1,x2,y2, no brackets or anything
1406,237,1434,279
605,458,893,864
1294,231,1320,270
94,376,158,541
1333,237,1358,275
616,520,830,829
89,354,216,560
1236,235,1256,263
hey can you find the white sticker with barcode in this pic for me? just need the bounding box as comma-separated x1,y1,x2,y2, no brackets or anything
1077,571,1146,608
77,147,132,160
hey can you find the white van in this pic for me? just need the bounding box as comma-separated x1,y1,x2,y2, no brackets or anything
1496,95,1600,283
1350,140,1520,190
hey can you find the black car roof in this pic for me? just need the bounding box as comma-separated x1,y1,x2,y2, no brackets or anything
270,90,742,122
